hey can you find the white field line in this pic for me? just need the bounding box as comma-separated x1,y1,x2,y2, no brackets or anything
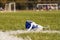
0,31,24,40
0,30,60,40
4,30,60,35
0,30,33,40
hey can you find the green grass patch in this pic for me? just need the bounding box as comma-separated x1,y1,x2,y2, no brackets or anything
0,10,60,31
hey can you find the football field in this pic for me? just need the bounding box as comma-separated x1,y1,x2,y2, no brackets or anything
0,10,60,31
0,10,60,40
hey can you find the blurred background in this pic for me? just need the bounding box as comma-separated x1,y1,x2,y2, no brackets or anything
0,0,60,11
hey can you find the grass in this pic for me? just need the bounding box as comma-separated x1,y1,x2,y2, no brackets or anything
0,10,60,40
17,33,60,40
0,10,60,31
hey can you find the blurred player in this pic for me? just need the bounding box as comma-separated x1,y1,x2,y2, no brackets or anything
25,20,43,31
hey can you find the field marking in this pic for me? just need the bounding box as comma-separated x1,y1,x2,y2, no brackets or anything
0,31,24,40
4,30,60,35
0,30,60,40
